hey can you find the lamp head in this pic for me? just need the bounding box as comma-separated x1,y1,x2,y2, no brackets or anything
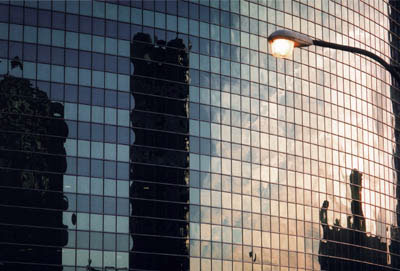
268,30,313,58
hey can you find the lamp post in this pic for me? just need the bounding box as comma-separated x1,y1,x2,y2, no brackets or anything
267,29,400,81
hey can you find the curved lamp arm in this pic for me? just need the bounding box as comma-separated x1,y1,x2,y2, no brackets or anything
268,30,400,82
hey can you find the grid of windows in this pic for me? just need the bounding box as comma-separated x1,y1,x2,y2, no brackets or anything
1,0,400,271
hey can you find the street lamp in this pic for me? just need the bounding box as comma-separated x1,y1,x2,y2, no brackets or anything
268,29,400,81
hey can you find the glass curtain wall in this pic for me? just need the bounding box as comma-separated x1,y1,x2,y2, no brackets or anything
0,1,400,271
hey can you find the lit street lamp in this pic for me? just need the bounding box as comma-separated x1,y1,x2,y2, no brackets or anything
267,29,400,81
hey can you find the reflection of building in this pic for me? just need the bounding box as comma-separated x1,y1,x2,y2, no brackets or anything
130,33,190,270
2,0,400,270
319,170,391,270
389,1,400,268
0,75,68,270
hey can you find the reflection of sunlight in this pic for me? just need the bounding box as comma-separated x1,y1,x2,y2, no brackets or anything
362,185,374,234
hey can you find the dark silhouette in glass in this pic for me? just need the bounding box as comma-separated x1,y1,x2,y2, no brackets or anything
0,72,69,270
388,1,400,268
130,33,190,270
319,169,392,270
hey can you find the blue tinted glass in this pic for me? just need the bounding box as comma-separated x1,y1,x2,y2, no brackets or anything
93,18,105,36
93,88,105,106
199,38,209,55
178,1,188,17
118,22,130,40
221,60,230,76
65,85,78,102
25,8,37,25
10,6,23,24
9,42,22,59
66,49,78,67
155,0,165,12
38,10,51,27
221,11,229,27
190,103,199,119
199,6,209,22
166,1,177,15
241,48,249,64
22,43,35,61
92,52,104,70
104,234,116,250
66,14,78,31
200,72,210,88
79,51,91,69
77,194,89,212
106,21,118,38
52,47,64,65
118,92,130,109
167,15,177,31
118,127,130,144
189,3,198,19
105,161,116,179
231,78,240,94
143,10,154,27
9,24,22,41
91,123,104,141
200,138,210,155
105,55,117,73
117,234,129,251
231,45,240,62
91,196,103,213
231,13,239,29
117,198,129,215
118,57,130,74
211,74,220,90
78,122,91,140
221,43,230,60
117,162,129,180
80,16,92,34
53,12,65,29
190,137,200,153
91,159,103,178
79,87,91,104
0,4,9,22
210,41,220,57
66,120,78,138
77,158,90,177
105,90,117,107
51,83,64,101
190,69,199,86
210,8,219,24
105,125,117,143
200,105,210,121
37,45,50,63
241,16,249,32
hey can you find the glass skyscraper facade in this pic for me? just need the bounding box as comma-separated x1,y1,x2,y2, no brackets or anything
1,0,400,270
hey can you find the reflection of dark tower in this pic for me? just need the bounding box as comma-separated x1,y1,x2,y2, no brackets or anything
0,75,68,270
348,169,366,232
130,33,189,270
389,1,400,268
319,169,390,270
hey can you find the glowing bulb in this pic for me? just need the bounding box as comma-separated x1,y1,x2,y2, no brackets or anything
270,38,295,58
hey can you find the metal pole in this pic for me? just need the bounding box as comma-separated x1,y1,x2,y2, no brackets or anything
312,39,400,82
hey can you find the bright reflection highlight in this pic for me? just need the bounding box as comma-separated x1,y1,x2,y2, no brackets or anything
270,38,295,58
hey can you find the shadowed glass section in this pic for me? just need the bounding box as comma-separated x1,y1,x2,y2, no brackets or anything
0,75,68,271
319,170,392,270
130,32,190,270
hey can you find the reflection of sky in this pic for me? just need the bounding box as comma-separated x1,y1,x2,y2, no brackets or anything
188,0,397,270
1,42,133,270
